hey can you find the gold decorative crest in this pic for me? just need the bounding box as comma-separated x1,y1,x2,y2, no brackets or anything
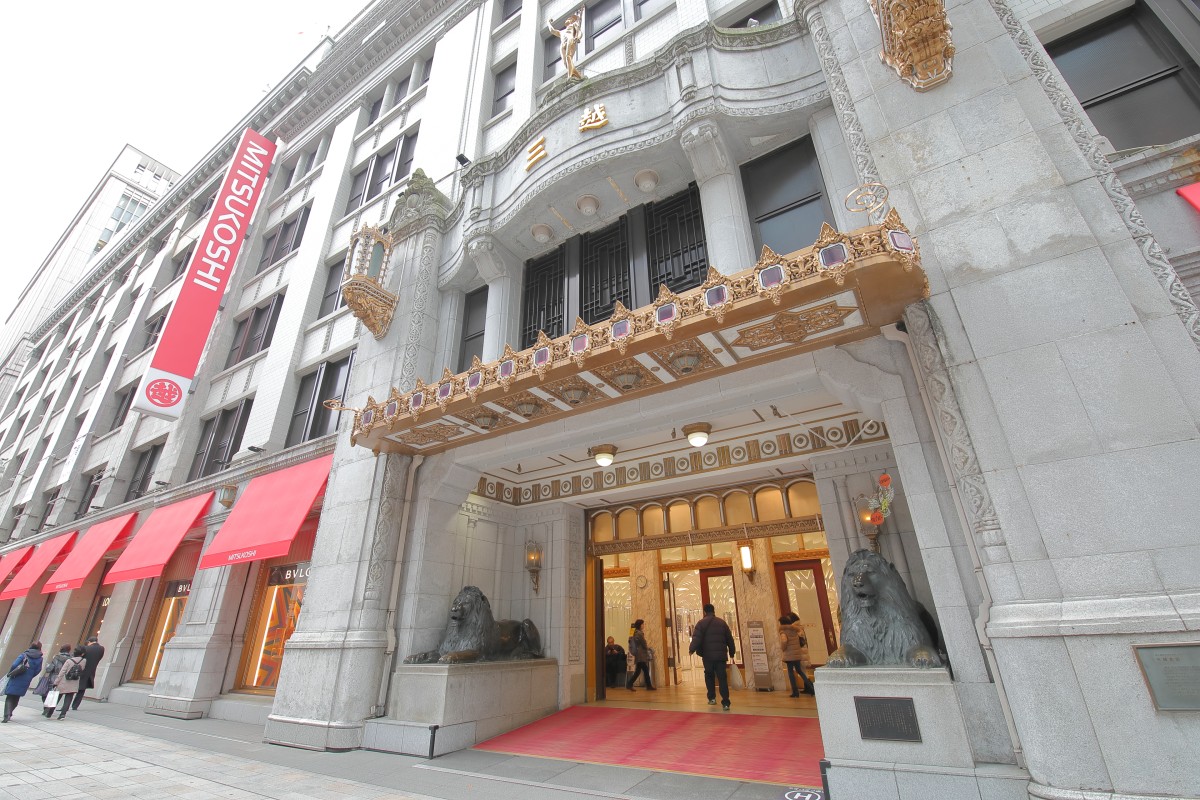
872,0,955,91
341,274,398,339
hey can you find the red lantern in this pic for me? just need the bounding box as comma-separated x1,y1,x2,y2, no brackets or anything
870,510,884,526
878,473,892,488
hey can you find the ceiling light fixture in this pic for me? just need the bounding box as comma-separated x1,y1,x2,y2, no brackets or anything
472,410,500,430
531,223,554,244
590,444,617,467
514,399,541,418
560,386,589,405
682,422,712,447
668,350,702,374
612,370,641,391
634,169,659,193
576,194,600,216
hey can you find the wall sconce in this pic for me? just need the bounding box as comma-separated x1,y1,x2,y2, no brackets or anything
589,444,617,467
531,223,554,244
217,484,238,508
576,194,600,216
738,540,755,579
247,445,265,453
634,169,659,193
456,153,471,167
682,422,712,447
525,540,544,594
855,473,894,553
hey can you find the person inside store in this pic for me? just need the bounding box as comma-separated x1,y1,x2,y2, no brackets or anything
2,641,44,723
626,619,655,690
689,604,736,710
779,612,816,696
604,636,626,688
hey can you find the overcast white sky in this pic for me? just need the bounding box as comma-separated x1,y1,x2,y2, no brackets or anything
0,2,364,334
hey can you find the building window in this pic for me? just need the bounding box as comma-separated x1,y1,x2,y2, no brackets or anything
492,62,518,117
188,399,253,480
728,1,781,27
95,193,149,253
366,96,385,125
420,54,434,86
318,263,348,318
36,487,60,532
502,0,522,21
200,188,219,215
226,294,285,369
236,528,314,692
519,185,709,346
1046,1,1200,150
170,244,194,280
143,310,168,352
581,218,631,325
458,288,489,371
392,75,411,108
257,206,311,273
544,32,564,81
109,387,136,432
647,185,708,293
285,353,355,447
76,473,103,519
345,130,419,215
586,0,624,50
521,249,567,346
125,443,163,501
740,136,833,257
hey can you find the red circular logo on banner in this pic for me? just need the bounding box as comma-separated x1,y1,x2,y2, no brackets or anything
145,379,183,408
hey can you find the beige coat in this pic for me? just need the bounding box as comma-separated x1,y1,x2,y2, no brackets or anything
779,621,809,664
52,656,86,694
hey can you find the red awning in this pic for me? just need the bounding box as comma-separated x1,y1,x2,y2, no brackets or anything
104,492,214,585
43,512,138,593
0,532,77,601
198,454,333,570
1177,182,1200,213
0,546,33,588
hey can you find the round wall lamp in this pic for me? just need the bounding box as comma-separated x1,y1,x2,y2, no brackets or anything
531,223,554,244
590,444,617,467
634,169,659,193
576,194,601,216
682,422,712,447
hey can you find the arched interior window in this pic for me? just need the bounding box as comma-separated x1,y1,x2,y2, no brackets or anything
641,505,665,536
755,486,786,521
724,491,752,525
667,501,691,532
787,481,820,517
616,508,639,539
591,511,614,542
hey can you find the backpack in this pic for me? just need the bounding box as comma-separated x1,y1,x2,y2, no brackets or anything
64,659,81,681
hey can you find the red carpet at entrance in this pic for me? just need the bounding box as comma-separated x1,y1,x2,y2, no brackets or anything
475,705,825,786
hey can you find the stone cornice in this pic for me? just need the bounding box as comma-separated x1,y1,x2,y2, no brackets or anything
30,71,312,346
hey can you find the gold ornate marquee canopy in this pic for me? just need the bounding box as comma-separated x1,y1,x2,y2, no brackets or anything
349,209,928,456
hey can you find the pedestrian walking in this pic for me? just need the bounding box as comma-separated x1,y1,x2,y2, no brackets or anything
625,619,655,690
72,635,105,710
35,645,72,716
604,636,626,688
2,641,44,722
779,613,815,696
51,646,87,720
688,604,736,710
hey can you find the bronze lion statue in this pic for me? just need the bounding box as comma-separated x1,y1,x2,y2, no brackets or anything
404,585,544,664
826,550,942,668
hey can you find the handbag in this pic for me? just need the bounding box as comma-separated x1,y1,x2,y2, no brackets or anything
43,689,59,709
729,662,745,690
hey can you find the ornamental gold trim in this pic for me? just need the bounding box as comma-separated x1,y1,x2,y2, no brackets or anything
872,0,955,91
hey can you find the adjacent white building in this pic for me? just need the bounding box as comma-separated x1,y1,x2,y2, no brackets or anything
1,0,1198,798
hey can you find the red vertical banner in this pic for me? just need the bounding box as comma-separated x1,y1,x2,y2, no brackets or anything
132,128,277,420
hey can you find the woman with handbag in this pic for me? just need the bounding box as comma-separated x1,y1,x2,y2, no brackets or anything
36,645,71,718
2,641,43,723
50,646,86,720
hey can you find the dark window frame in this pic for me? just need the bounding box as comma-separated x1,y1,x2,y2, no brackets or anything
225,294,285,369
285,353,355,448
586,0,624,50
256,205,311,273
318,263,348,318
492,62,518,117
458,288,489,372
188,399,254,481
125,443,163,501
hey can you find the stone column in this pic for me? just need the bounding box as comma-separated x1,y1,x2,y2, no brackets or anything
263,172,450,751
468,235,524,361
680,122,757,273
91,579,150,699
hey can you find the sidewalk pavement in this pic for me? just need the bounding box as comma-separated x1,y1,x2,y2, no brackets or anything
0,699,802,800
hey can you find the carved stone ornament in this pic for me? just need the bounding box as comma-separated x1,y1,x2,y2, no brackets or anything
870,0,954,92
343,224,399,339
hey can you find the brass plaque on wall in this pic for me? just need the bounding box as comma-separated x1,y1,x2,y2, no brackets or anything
854,696,921,742
1133,642,1200,711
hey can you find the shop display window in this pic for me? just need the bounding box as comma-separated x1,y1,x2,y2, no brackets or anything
132,542,200,683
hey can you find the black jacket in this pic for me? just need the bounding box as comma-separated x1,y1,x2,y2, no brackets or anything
82,642,104,686
688,614,736,661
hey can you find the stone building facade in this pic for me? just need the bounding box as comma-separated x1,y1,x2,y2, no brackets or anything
0,0,1198,798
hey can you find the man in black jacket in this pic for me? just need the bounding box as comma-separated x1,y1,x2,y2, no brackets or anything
72,636,105,710
688,604,736,710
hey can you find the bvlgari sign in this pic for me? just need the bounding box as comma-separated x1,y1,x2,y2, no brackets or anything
132,128,277,420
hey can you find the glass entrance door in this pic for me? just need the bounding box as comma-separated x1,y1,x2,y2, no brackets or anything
774,560,837,664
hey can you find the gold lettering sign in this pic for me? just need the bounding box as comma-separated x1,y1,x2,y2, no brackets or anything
526,136,548,171
579,103,609,132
